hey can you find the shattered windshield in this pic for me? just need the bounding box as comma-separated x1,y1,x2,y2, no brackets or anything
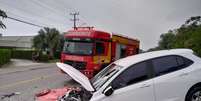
91,64,123,90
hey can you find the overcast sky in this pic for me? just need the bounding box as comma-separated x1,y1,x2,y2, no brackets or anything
0,0,201,50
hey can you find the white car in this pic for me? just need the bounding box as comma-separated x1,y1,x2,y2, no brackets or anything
38,49,201,101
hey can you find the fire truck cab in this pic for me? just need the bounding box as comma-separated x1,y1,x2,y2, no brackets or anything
60,27,139,78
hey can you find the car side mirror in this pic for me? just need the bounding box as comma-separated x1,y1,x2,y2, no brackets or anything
103,86,114,96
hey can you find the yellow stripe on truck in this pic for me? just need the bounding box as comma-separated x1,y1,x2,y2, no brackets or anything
93,43,111,64
112,35,139,46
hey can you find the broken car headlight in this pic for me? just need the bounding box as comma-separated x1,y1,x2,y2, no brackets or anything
58,90,81,101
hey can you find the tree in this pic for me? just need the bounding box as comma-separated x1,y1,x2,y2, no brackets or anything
185,16,201,27
0,9,7,29
158,31,176,49
33,27,61,58
148,16,201,57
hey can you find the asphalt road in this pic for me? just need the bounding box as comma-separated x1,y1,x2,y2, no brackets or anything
0,64,76,101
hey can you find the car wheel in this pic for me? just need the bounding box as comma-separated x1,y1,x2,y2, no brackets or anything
186,86,201,101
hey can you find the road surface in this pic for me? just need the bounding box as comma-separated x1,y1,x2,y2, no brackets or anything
0,63,76,101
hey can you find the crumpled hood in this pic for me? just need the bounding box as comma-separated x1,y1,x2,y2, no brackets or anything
56,62,95,92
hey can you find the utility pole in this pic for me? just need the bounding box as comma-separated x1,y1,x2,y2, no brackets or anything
70,12,79,29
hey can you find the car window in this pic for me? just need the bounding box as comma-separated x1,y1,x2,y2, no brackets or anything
111,61,149,90
152,55,193,76
176,56,185,67
182,56,194,67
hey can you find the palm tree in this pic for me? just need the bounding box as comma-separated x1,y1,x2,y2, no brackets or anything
0,9,7,29
33,27,61,58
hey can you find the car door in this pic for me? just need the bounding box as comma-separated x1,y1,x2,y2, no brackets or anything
152,55,194,101
100,61,155,101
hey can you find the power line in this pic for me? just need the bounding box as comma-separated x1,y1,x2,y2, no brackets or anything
1,1,90,29
66,7,91,27
29,0,68,22
7,16,46,28
28,0,76,28
1,1,91,29
0,1,68,28
62,3,91,27
7,11,51,27
70,12,79,29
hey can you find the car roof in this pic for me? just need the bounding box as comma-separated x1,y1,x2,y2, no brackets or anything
114,49,193,67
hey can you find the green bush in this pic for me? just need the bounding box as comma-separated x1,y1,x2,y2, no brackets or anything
39,54,49,62
0,49,11,66
12,50,51,62
54,51,61,59
12,50,37,60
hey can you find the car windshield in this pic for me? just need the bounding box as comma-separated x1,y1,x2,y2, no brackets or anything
63,41,93,55
91,64,123,90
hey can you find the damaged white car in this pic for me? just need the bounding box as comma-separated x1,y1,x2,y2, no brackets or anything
36,49,201,101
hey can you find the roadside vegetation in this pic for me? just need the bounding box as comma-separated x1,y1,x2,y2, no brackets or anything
32,27,64,62
0,10,10,67
11,50,36,60
0,49,11,66
148,16,201,57
11,49,51,62
1,9,63,63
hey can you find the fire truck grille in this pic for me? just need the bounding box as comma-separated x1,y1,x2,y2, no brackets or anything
64,60,86,70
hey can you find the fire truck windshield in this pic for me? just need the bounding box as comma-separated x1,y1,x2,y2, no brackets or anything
63,41,93,55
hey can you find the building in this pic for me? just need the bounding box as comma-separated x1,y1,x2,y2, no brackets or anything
0,35,34,49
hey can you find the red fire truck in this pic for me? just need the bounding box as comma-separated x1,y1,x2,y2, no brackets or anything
60,27,139,78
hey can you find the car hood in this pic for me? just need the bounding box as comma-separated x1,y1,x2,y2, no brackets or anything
56,62,95,92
